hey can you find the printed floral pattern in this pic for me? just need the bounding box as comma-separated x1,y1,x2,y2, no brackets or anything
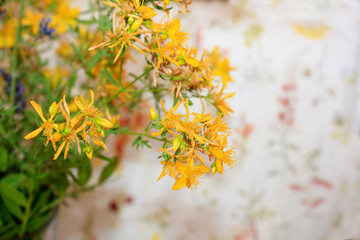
57,1,360,239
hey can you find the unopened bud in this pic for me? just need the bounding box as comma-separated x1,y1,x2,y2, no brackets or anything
211,163,217,175
128,17,135,26
57,123,65,132
130,19,143,32
84,145,93,160
49,102,57,116
143,19,152,29
63,128,72,135
180,141,186,151
150,108,158,121
53,132,63,141
172,135,182,152
95,118,113,129
160,30,168,40
177,59,185,66
164,0,170,5
100,129,105,138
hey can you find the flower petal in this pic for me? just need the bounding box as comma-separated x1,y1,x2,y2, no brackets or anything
53,141,66,160
29,101,46,122
171,174,187,191
24,127,44,139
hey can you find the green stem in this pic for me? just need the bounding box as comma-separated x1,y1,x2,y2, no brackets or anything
125,131,169,143
124,88,168,93
119,56,124,85
19,193,33,237
103,71,148,105
10,0,25,109
39,184,98,214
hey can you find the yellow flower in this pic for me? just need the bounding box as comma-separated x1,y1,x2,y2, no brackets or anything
52,2,80,34
171,161,209,190
0,20,16,48
21,10,44,35
177,47,200,68
157,160,177,181
153,99,210,147
44,67,70,88
74,89,113,129
25,90,113,160
24,100,63,151
165,18,189,48
137,5,157,19
56,42,73,59
89,16,147,63
214,57,235,87
213,87,235,117
74,90,113,153
210,147,235,174
53,103,87,160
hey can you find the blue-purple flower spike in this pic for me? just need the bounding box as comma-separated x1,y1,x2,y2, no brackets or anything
1,69,26,112
39,17,56,38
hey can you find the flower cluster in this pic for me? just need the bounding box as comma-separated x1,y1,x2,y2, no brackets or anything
3,0,236,192
85,0,236,190
150,99,235,190
89,0,235,110
24,90,113,160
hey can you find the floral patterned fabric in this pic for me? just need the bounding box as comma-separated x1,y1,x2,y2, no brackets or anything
56,1,360,239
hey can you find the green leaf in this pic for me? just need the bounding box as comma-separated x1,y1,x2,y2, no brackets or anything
0,147,8,172
67,70,77,95
75,17,98,25
26,214,52,233
86,51,102,73
0,182,27,207
103,69,121,87
99,14,112,32
2,197,23,220
31,190,51,213
77,159,92,186
24,178,35,193
132,136,152,150
1,174,26,188
99,161,116,184
0,204,15,224
96,154,116,163
0,123,5,135
53,173,69,196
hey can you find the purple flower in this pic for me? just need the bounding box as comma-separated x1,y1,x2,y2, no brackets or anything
1,69,26,112
39,18,56,38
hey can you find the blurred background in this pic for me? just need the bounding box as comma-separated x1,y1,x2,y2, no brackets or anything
53,0,360,239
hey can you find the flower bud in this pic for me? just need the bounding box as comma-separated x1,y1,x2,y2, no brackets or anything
143,19,152,29
130,19,143,32
48,102,57,116
180,141,186,151
172,135,182,152
63,128,72,135
164,0,170,5
95,117,114,129
149,108,158,121
53,132,63,141
57,123,65,132
84,145,93,160
128,17,135,26
211,163,217,175
160,30,168,40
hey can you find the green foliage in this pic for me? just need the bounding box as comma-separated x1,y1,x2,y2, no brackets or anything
132,136,152,149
